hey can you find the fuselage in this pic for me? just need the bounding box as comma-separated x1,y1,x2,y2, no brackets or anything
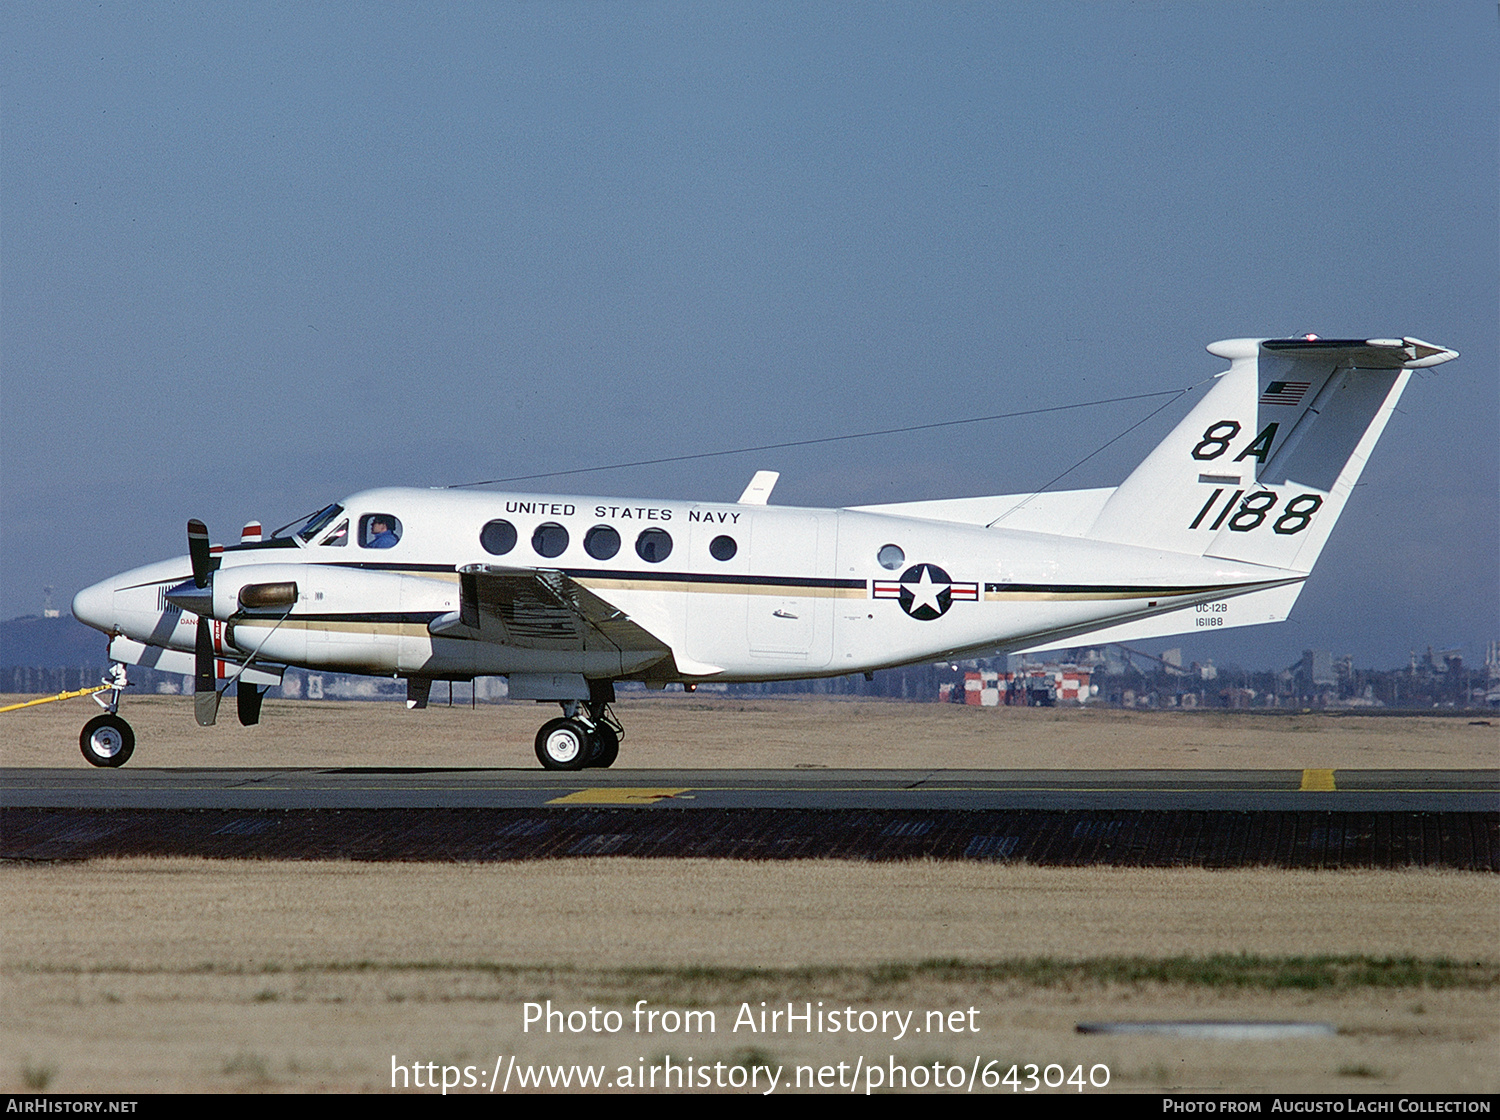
73,486,1296,684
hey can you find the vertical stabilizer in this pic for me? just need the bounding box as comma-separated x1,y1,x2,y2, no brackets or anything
1088,336,1457,570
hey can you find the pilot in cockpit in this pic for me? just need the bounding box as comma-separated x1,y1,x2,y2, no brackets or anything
364,516,400,549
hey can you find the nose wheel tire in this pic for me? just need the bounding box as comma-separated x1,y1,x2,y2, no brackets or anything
535,718,591,770
80,714,135,768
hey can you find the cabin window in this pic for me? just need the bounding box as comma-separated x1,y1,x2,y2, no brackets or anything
635,528,672,563
877,544,905,570
480,519,517,556
709,534,737,561
359,514,402,549
584,525,621,560
532,522,569,558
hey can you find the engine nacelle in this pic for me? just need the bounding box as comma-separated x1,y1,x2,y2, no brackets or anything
212,563,457,672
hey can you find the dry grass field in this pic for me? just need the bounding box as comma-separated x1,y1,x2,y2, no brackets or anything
3,696,1497,1094
3,691,1497,770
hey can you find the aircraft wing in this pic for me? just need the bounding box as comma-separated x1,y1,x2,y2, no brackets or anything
107,636,286,688
432,564,676,672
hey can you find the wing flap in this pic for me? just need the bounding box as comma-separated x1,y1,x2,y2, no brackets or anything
445,564,675,664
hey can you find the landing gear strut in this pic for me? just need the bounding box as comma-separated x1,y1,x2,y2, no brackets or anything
80,665,134,767
533,681,623,770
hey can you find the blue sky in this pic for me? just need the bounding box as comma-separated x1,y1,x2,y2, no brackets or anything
4,2,1495,670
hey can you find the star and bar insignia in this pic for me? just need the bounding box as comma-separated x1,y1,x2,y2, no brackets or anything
873,563,978,620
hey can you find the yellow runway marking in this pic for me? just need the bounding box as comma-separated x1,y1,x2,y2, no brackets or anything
547,787,690,805
1300,769,1337,791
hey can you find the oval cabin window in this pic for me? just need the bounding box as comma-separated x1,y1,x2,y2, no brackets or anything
480,519,517,556
635,528,672,563
532,522,569,559
584,525,621,560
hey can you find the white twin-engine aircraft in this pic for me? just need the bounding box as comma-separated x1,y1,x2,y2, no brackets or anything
72,335,1457,769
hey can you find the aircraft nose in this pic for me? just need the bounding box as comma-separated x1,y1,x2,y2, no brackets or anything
72,578,117,634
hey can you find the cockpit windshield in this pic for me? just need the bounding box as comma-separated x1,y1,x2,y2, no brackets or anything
276,504,346,543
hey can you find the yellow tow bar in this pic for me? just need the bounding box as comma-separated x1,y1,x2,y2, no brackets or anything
0,685,111,713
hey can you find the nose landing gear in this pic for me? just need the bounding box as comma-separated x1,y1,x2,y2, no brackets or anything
80,713,134,767
80,665,134,767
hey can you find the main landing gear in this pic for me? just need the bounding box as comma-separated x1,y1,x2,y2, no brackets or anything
80,665,134,767
534,688,623,771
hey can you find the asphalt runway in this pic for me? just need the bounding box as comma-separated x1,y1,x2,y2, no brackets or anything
3,765,1496,811
3,767,1496,868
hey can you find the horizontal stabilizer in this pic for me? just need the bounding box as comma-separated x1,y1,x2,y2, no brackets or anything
1014,578,1306,654
1260,336,1457,369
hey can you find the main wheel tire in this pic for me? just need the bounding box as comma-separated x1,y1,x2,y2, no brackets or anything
80,714,135,768
588,725,620,768
535,718,590,770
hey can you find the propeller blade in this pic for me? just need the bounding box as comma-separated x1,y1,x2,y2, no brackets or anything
188,519,213,589
195,689,222,727
237,683,264,726
194,617,220,727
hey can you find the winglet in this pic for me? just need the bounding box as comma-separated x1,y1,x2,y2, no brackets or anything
737,470,779,505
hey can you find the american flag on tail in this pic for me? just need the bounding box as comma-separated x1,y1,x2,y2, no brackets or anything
1259,380,1312,406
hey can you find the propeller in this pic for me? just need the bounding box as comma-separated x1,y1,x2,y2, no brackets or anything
168,519,293,728
190,520,221,726
163,520,222,726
